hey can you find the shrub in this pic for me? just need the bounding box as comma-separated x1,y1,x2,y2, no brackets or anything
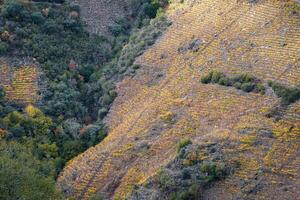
176,138,192,153
109,24,123,36
269,81,300,105
200,161,217,175
256,83,265,94
157,170,175,191
102,93,113,106
201,71,265,94
111,15,170,77
0,42,8,55
69,3,80,13
42,20,63,33
168,184,202,200
25,105,43,118
200,161,227,183
233,82,242,89
0,86,5,100
211,71,225,83
181,168,191,179
200,71,225,84
200,73,212,84
31,12,45,24
62,119,82,138
2,1,24,19
218,77,231,86
240,82,255,92
143,3,157,18
232,73,255,83
97,108,108,119
15,27,28,37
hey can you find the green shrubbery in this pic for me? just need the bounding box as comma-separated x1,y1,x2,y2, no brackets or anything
0,141,63,200
137,143,231,200
128,0,168,22
104,15,171,78
201,71,300,106
0,86,5,100
167,160,227,200
201,71,300,119
201,71,265,94
157,169,176,191
176,138,192,153
0,41,8,55
268,81,300,105
200,161,227,183
169,185,201,200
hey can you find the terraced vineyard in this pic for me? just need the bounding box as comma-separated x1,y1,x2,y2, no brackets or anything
58,0,300,199
0,62,39,104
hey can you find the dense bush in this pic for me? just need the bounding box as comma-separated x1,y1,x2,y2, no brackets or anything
0,86,5,100
176,138,192,153
169,185,202,200
201,71,265,94
0,41,8,54
104,15,171,78
157,169,176,190
1,105,52,138
200,161,227,183
0,141,63,199
133,143,232,200
128,0,168,23
269,81,300,105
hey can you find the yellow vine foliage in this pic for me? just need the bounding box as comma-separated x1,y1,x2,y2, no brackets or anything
0,64,39,104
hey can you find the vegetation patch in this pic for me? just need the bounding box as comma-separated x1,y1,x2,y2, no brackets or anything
201,71,265,94
0,141,63,199
176,138,192,154
131,143,233,200
201,72,300,120
268,81,300,106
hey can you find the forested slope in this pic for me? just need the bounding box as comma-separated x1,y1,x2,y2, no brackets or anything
58,0,300,199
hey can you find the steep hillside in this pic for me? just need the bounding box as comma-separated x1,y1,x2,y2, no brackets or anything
58,0,300,199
